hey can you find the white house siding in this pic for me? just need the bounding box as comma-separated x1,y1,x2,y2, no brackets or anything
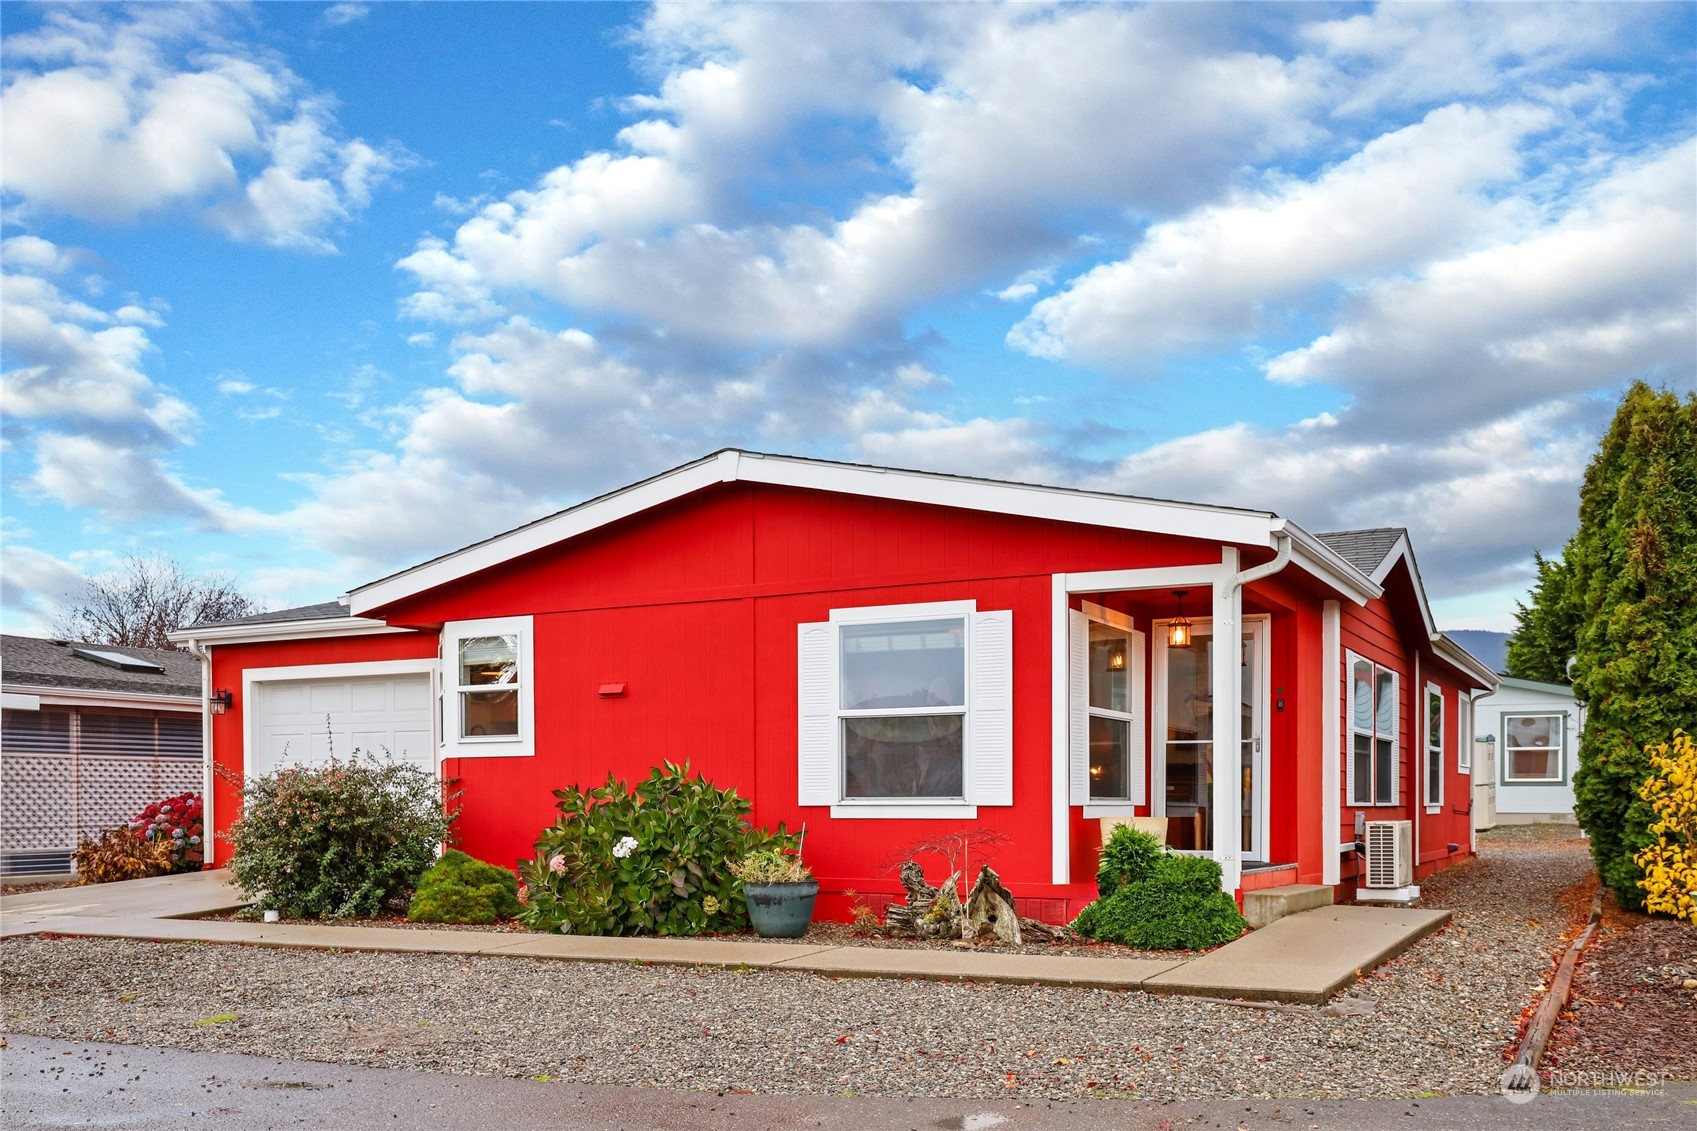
1472,677,1581,823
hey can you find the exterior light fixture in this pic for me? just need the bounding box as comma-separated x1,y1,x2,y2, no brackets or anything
210,688,234,715
1167,590,1193,649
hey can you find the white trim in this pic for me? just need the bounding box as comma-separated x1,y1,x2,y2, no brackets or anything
2,692,41,710
1458,690,1474,773
1424,681,1445,812
1065,564,1226,594
1083,803,1141,819
1345,650,1401,807
1,683,199,713
168,617,408,647
1211,548,1241,894
442,616,534,759
814,598,1008,819
830,802,978,820
1079,600,1135,632
1322,600,1341,886
347,449,1322,616
1501,711,1566,783
241,658,442,785
830,599,977,622
1050,574,1070,885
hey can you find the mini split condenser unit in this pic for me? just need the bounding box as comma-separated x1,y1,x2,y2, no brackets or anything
1363,820,1414,889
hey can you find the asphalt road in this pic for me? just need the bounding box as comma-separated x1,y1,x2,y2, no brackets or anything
2,1036,1691,1131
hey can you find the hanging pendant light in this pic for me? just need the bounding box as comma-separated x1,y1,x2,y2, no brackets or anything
1168,590,1193,649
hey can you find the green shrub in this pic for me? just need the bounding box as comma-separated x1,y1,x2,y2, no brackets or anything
1097,825,1163,896
730,848,812,884
1073,851,1247,950
226,751,456,919
408,849,521,924
517,761,795,936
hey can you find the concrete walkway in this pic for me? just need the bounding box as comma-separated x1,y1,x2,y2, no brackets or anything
0,870,1448,1004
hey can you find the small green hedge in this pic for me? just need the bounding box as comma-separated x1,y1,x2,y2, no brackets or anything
408,850,521,924
1073,847,1247,950
1096,824,1163,896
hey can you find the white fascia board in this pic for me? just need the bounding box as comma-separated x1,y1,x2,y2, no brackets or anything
1433,634,1500,691
740,454,1277,545
346,456,728,615
167,618,410,646
1281,523,1380,605
347,450,1290,615
2,683,200,713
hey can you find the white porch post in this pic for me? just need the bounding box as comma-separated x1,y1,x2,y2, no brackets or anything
1212,550,1242,894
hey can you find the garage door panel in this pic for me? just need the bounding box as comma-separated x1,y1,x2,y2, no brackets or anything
254,673,434,778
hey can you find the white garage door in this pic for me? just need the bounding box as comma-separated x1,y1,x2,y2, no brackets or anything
253,674,435,776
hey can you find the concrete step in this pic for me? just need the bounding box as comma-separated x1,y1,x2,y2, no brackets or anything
1241,882,1334,929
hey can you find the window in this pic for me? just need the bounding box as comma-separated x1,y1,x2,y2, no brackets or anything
1503,713,1564,782
797,600,1012,818
1348,653,1399,806
1424,684,1444,809
1458,694,1473,772
840,618,966,799
1086,622,1135,802
442,616,534,757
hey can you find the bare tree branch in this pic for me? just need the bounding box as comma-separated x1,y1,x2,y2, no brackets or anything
53,554,261,650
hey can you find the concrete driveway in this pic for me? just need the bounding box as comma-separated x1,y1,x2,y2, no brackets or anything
3,1036,1689,1131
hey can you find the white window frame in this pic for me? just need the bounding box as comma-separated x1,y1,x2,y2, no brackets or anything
1424,682,1444,812
798,599,1012,819
1346,651,1399,807
1458,692,1473,773
1502,712,1566,784
1072,602,1146,817
442,616,535,759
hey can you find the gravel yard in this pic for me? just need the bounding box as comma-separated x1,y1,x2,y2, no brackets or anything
2,837,1597,1102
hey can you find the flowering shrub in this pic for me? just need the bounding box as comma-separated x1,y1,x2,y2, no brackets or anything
74,827,173,884
1635,731,1697,922
130,791,205,873
518,761,796,936
225,751,457,919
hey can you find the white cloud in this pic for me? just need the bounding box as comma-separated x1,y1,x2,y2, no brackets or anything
0,6,402,250
1265,139,1696,432
323,4,370,28
0,540,91,634
1009,102,1552,363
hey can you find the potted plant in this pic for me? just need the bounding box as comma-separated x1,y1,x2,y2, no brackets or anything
731,848,817,938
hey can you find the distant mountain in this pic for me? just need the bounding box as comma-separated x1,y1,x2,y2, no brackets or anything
1445,630,1511,675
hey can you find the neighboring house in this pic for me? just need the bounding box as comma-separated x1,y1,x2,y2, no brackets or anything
174,450,1496,920
1,635,204,878
1472,676,1583,824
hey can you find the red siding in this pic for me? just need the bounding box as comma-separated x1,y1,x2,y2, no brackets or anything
205,480,1486,916
205,631,439,866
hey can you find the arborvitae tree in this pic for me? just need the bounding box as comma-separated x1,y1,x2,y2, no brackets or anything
1505,551,1580,683
1561,383,1697,910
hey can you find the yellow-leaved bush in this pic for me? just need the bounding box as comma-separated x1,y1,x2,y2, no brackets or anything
1634,730,1697,922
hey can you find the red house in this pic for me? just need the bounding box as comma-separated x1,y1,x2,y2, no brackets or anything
176,450,1496,921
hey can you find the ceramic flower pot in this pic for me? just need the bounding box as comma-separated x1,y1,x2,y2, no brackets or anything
742,880,819,938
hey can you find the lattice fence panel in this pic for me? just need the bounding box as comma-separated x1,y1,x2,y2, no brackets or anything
1,707,202,870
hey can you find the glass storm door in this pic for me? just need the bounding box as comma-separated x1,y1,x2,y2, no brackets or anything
1156,619,1267,859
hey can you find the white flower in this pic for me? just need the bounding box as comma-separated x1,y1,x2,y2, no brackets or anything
612,836,639,859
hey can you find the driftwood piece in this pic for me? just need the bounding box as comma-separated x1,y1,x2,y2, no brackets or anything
1017,917,1075,943
884,861,947,937
918,875,963,939
966,865,1022,944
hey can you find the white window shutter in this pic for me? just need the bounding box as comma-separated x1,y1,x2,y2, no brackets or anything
1068,609,1090,805
796,621,838,806
1129,628,1147,805
968,609,1014,806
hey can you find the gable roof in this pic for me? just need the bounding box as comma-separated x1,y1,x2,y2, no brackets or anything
345,448,1375,615
2,634,201,698
1316,528,1407,578
187,601,348,630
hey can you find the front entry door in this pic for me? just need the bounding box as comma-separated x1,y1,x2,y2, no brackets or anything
1154,618,1268,859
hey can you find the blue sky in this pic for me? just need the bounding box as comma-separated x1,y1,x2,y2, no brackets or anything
3,1,1693,635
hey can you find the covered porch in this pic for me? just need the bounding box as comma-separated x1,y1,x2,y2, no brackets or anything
1047,538,1345,896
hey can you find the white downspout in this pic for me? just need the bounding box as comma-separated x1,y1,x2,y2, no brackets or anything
182,637,215,868
1212,531,1293,895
